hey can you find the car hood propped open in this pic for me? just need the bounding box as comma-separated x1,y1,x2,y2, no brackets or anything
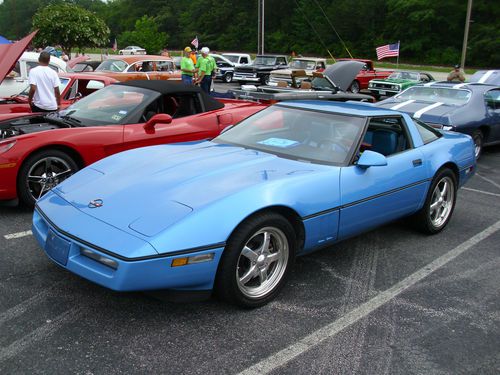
0,30,37,85
323,60,365,92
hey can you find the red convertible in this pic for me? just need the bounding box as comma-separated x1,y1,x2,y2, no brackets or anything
0,80,265,206
0,73,117,114
337,59,393,94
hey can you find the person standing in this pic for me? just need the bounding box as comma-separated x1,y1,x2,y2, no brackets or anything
447,64,465,82
181,47,197,85
195,47,214,93
28,51,61,112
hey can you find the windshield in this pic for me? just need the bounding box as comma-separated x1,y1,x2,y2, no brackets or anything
388,71,420,81
95,59,128,72
214,106,365,165
59,85,159,125
290,60,317,70
19,77,71,96
311,76,335,91
396,86,471,105
223,55,239,63
254,56,277,66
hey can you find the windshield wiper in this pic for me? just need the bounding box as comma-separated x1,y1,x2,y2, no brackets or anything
62,115,82,126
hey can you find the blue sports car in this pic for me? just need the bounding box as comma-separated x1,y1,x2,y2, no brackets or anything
376,81,500,159
33,101,476,307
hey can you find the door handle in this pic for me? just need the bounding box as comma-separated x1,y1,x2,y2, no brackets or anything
412,159,422,167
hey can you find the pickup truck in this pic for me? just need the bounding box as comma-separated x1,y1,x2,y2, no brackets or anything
233,55,289,85
337,58,392,94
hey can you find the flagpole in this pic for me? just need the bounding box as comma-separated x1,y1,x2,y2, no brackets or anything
396,40,400,69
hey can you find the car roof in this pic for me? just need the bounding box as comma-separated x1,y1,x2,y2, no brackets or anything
416,81,498,92
58,72,117,82
293,57,326,62
337,58,372,63
276,100,400,117
106,55,173,64
115,80,224,111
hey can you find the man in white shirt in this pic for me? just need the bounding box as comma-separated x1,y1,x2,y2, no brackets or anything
28,51,61,112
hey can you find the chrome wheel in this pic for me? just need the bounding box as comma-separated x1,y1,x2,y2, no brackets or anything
349,80,360,93
429,176,454,228
26,156,74,200
472,130,483,159
236,227,289,299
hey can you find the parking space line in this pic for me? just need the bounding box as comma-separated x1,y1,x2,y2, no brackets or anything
0,307,83,363
238,219,500,375
3,230,32,240
476,173,500,190
462,187,500,198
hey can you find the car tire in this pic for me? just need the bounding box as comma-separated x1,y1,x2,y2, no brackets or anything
131,52,134,55
413,168,457,234
349,80,360,94
223,72,233,83
472,130,483,160
17,149,79,208
260,75,270,86
215,212,296,308
119,51,123,55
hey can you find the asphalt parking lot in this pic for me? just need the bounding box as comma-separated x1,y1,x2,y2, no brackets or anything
1,121,499,374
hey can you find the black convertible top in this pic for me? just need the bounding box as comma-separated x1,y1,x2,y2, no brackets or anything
116,80,224,111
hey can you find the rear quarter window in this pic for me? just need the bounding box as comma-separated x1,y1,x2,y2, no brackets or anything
413,118,441,144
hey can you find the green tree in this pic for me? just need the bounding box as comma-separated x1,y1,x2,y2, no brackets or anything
118,16,168,54
32,3,109,55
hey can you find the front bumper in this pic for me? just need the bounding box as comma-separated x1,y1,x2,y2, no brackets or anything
234,72,259,82
33,198,224,292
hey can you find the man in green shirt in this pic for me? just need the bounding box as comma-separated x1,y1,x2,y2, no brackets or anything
181,46,197,85
195,47,215,93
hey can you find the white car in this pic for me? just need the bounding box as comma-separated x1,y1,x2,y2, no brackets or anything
0,52,67,97
118,46,147,55
221,53,252,67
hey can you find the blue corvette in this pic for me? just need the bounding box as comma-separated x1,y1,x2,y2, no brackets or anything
376,81,500,159
33,101,475,307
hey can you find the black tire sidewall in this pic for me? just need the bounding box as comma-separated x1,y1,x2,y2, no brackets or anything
261,75,270,86
419,169,457,234
350,80,360,93
472,130,483,159
224,73,233,83
215,212,297,308
17,149,79,207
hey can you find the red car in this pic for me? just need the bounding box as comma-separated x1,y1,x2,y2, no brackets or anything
0,73,117,114
337,59,393,94
0,80,266,206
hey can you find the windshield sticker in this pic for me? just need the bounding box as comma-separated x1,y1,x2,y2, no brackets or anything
118,110,128,115
111,114,123,121
258,138,299,148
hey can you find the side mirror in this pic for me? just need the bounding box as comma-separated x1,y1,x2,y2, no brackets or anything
144,113,172,131
217,113,233,126
356,150,387,168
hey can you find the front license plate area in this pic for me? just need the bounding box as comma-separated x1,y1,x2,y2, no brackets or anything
379,90,386,95
45,230,70,266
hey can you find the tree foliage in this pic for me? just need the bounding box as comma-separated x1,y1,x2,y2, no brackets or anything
118,16,168,54
32,3,109,54
0,0,497,67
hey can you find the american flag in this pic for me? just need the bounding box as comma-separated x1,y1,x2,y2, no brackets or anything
191,36,199,49
376,42,400,60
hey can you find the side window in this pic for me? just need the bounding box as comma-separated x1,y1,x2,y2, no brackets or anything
240,57,249,64
362,117,411,156
276,57,286,65
127,63,141,72
485,89,500,110
169,93,202,118
317,62,325,69
413,118,441,144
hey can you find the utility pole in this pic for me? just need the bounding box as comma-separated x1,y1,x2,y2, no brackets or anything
460,0,473,69
257,0,265,55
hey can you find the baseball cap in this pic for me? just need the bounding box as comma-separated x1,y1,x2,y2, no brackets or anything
454,64,460,69
200,47,210,54
184,46,192,53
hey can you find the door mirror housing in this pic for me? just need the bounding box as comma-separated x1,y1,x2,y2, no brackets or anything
356,150,388,168
144,113,172,131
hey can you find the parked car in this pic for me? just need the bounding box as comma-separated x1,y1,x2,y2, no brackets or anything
0,80,266,206
32,100,475,307
269,57,326,86
91,55,181,82
210,54,236,83
376,82,500,158
336,58,392,94
0,32,67,97
118,46,146,55
221,53,252,67
469,70,500,85
368,71,435,98
231,61,375,103
234,55,289,85
0,73,116,114
71,60,102,73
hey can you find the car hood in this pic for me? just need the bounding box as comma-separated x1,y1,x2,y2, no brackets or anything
371,78,413,84
54,141,324,237
324,61,365,92
376,99,458,124
0,30,37,85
